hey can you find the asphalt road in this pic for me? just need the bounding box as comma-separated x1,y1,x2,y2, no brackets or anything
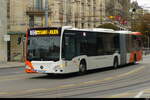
0,56,150,98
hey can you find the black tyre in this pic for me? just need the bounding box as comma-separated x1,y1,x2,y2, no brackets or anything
79,60,87,75
133,55,137,64
113,57,119,69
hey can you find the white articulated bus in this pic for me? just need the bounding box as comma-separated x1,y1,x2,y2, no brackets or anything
25,26,143,74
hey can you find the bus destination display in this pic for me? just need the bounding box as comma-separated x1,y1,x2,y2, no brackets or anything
30,29,60,36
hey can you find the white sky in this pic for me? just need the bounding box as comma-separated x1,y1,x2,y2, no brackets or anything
131,0,150,10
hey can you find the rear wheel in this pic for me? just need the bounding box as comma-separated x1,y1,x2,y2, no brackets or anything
79,60,87,75
133,55,137,64
113,57,119,69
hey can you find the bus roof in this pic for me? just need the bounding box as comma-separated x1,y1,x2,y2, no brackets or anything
131,32,143,35
115,31,132,34
67,27,116,33
28,26,142,36
116,31,143,35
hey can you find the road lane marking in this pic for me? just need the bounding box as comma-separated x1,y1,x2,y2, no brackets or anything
83,80,99,84
0,74,26,79
116,66,145,78
59,84,76,88
0,76,29,82
0,66,145,96
0,92,8,95
0,74,29,79
81,66,145,86
108,92,136,98
135,91,144,98
0,66,145,83
0,74,40,82
23,88,48,93
103,77,114,81
145,90,150,93
110,88,150,98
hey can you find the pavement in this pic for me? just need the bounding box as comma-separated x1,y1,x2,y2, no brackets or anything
0,61,25,69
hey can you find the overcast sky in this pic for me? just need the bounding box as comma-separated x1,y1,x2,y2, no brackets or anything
131,0,150,10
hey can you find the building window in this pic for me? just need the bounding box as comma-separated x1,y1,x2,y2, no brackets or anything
34,0,43,9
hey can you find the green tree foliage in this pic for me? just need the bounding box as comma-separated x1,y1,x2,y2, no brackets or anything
133,13,150,47
133,13,150,36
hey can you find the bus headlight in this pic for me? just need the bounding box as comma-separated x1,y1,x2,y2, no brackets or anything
54,63,67,70
60,61,67,68
60,64,66,68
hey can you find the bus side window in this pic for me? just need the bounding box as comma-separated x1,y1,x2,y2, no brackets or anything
80,38,88,55
96,37,104,55
114,35,120,49
86,32,97,56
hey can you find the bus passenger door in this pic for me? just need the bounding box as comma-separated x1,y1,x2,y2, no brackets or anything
62,35,80,72
64,36,77,61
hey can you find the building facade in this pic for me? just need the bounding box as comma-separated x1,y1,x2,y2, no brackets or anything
7,0,131,61
105,0,131,29
7,0,31,61
26,0,108,28
0,0,8,62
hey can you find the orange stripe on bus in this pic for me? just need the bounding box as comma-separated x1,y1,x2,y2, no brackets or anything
25,61,37,73
25,69,37,73
25,61,34,69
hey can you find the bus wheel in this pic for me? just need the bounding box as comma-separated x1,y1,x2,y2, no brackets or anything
113,57,118,69
133,55,137,64
79,60,87,75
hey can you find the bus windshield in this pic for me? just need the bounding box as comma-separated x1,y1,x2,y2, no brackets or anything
27,36,60,61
